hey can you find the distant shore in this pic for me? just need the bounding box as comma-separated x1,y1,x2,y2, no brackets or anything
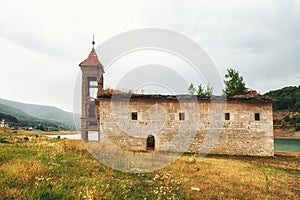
274,130,300,139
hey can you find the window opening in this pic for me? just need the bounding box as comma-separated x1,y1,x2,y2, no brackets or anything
131,112,138,120
225,113,230,120
255,113,260,121
179,112,185,120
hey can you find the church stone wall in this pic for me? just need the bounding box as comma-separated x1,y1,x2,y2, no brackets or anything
97,97,273,156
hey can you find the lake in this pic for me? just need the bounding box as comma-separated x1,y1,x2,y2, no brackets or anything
274,138,300,152
46,132,98,141
47,134,300,152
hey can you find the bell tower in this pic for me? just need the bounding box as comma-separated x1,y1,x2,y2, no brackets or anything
79,37,104,141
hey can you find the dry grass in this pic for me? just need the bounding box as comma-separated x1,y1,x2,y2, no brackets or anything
0,131,299,199
168,155,300,199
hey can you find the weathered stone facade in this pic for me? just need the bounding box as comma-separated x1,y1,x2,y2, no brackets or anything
97,94,274,156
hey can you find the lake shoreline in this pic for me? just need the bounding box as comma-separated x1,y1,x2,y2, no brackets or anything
274,130,300,139
274,137,300,139
274,151,300,157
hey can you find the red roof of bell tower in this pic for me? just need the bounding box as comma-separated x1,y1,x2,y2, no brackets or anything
79,49,102,67
79,36,102,67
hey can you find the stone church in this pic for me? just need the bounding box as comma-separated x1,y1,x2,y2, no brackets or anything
79,41,274,156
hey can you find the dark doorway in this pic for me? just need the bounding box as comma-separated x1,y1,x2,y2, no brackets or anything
147,135,155,150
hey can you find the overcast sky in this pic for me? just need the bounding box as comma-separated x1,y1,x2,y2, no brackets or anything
0,0,299,112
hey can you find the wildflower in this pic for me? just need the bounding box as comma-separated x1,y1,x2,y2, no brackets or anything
191,187,200,192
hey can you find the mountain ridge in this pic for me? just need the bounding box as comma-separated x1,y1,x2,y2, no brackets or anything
0,98,79,130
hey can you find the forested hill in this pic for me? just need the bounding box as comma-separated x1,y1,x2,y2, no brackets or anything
0,98,79,130
264,85,300,111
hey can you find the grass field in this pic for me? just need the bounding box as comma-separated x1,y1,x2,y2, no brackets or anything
0,130,299,199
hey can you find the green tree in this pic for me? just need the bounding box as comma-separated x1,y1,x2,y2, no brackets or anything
188,83,196,95
290,114,300,131
295,124,300,131
188,83,213,96
196,85,204,96
281,119,287,129
202,84,213,96
284,115,290,122
223,68,246,96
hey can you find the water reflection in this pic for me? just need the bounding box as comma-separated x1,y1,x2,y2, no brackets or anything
46,132,98,141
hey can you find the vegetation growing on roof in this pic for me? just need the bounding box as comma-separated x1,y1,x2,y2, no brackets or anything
188,83,213,96
223,68,246,96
